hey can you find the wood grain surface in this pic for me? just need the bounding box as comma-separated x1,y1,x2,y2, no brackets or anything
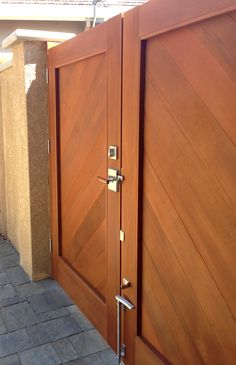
122,1,236,364
49,16,122,348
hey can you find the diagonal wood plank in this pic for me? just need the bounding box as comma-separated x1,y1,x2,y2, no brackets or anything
143,155,236,363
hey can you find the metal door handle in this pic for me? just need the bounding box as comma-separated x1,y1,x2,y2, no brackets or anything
115,295,135,365
97,168,124,192
97,176,116,184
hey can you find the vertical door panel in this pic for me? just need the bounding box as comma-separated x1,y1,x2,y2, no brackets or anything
59,53,107,302
122,1,236,364
49,16,122,349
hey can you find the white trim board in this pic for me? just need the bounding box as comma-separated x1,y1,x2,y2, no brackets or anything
2,29,76,49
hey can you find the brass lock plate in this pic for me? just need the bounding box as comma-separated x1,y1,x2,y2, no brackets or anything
108,168,123,192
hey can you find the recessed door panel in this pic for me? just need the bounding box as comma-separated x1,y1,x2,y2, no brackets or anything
59,54,107,302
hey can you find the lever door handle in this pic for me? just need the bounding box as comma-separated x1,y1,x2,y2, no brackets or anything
97,176,109,184
116,295,134,310
97,169,124,192
97,176,116,184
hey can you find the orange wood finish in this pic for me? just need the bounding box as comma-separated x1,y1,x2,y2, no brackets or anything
122,1,236,365
48,16,122,349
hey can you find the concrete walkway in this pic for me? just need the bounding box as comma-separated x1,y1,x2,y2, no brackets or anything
0,236,117,365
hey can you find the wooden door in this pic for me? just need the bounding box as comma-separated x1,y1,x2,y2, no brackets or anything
48,16,122,348
122,1,236,364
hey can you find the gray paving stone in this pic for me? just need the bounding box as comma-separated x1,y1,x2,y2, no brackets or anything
15,281,45,298
70,329,109,358
43,315,82,341
54,287,73,305
0,324,7,334
64,350,116,365
67,305,82,315
0,244,17,257
2,302,38,331
37,307,69,322
19,343,61,365
99,349,117,365
16,279,66,299
0,354,21,365
64,360,89,365
0,255,19,269
53,338,79,362
0,273,9,285
27,323,51,346
0,329,32,358
0,284,16,301
40,279,61,291
72,313,93,331
0,241,114,364
0,295,26,308
29,289,72,313
5,266,30,286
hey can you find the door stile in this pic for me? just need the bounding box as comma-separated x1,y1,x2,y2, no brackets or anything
107,15,123,350
121,6,141,365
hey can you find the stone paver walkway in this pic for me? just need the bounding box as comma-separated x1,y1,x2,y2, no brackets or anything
0,236,117,365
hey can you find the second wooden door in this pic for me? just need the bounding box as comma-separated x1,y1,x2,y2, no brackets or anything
122,1,236,364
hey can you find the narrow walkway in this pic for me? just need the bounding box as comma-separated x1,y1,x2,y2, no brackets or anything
0,236,117,365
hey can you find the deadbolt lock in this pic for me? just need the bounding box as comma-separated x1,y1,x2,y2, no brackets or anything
108,145,118,160
121,278,131,289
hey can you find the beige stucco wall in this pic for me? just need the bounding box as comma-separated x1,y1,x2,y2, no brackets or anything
1,65,23,250
0,41,50,280
0,78,7,235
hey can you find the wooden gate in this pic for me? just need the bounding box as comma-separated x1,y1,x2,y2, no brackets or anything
122,0,236,364
48,15,122,348
49,0,236,363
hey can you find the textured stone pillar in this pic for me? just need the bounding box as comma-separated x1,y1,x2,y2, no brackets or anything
21,41,50,280
0,41,50,280
0,30,75,280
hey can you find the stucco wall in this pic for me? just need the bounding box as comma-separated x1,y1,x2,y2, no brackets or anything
0,62,26,252
0,41,50,280
0,78,7,235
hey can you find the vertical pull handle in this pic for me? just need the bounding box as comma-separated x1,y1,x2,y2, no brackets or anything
115,295,135,365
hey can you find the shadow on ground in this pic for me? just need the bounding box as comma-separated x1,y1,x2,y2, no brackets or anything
0,236,117,365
